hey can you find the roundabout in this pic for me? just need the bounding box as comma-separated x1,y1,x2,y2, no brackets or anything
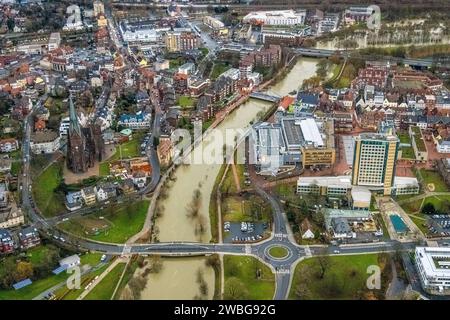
264,244,293,262
268,246,289,259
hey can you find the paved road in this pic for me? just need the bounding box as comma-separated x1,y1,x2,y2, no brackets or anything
20,17,431,301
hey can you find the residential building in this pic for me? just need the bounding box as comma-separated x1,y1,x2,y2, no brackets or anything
300,218,314,239
165,31,199,52
0,138,18,153
324,209,372,239
118,112,151,130
65,191,83,211
0,183,24,229
415,247,450,295
178,63,196,75
96,183,117,202
352,133,399,195
59,254,80,268
157,136,174,167
0,228,14,254
18,226,40,250
30,130,60,154
81,186,97,206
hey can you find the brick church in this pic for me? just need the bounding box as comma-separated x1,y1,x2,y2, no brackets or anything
66,95,104,173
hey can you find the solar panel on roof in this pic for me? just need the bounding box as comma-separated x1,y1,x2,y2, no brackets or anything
52,265,68,275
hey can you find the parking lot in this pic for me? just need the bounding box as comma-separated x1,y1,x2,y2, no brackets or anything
223,221,268,243
428,214,450,238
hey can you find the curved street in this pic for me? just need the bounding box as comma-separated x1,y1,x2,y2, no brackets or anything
18,18,426,300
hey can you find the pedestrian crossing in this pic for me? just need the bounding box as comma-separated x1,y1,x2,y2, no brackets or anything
304,246,312,257
274,233,288,239
275,267,290,274
122,245,131,256
245,244,252,254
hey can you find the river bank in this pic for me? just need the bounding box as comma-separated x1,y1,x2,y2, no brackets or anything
133,58,319,300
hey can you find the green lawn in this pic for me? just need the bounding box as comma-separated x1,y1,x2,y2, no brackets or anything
59,200,150,243
411,126,426,152
84,263,126,300
168,57,186,69
422,195,450,213
57,263,110,300
6,150,21,176
398,132,411,144
224,255,275,300
211,62,231,80
400,198,423,214
289,254,388,300
177,95,195,108
99,136,144,176
400,146,415,159
108,138,142,161
268,246,288,258
99,162,110,176
409,213,429,235
222,195,271,223
26,246,55,265
32,161,66,217
417,170,449,192
275,183,297,198
0,252,102,300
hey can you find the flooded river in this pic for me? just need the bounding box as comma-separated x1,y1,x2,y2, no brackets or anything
156,57,319,243
140,58,319,300
139,257,215,300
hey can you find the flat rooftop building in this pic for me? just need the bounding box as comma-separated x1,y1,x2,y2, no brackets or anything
243,10,306,26
415,247,450,295
253,116,335,174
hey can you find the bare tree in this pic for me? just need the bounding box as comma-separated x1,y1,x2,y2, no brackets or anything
316,248,332,279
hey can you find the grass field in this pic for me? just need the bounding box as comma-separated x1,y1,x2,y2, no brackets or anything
220,163,246,195
289,254,388,300
57,263,110,300
5,150,22,176
108,138,142,161
409,213,429,235
398,132,411,144
99,136,144,176
400,198,423,214
99,162,110,176
84,263,126,300
177,95,195,108
417,169,449,192
32,161,66,217
400,146,415,159
268,246,288,258
0,253,102,300
59,200,150,243
222,195,271,223
422,195,450,212
223,255,275,300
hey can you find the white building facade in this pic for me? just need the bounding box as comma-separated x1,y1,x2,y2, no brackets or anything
415,247,450,295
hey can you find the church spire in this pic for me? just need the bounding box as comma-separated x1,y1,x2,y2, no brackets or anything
69,93,81,136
